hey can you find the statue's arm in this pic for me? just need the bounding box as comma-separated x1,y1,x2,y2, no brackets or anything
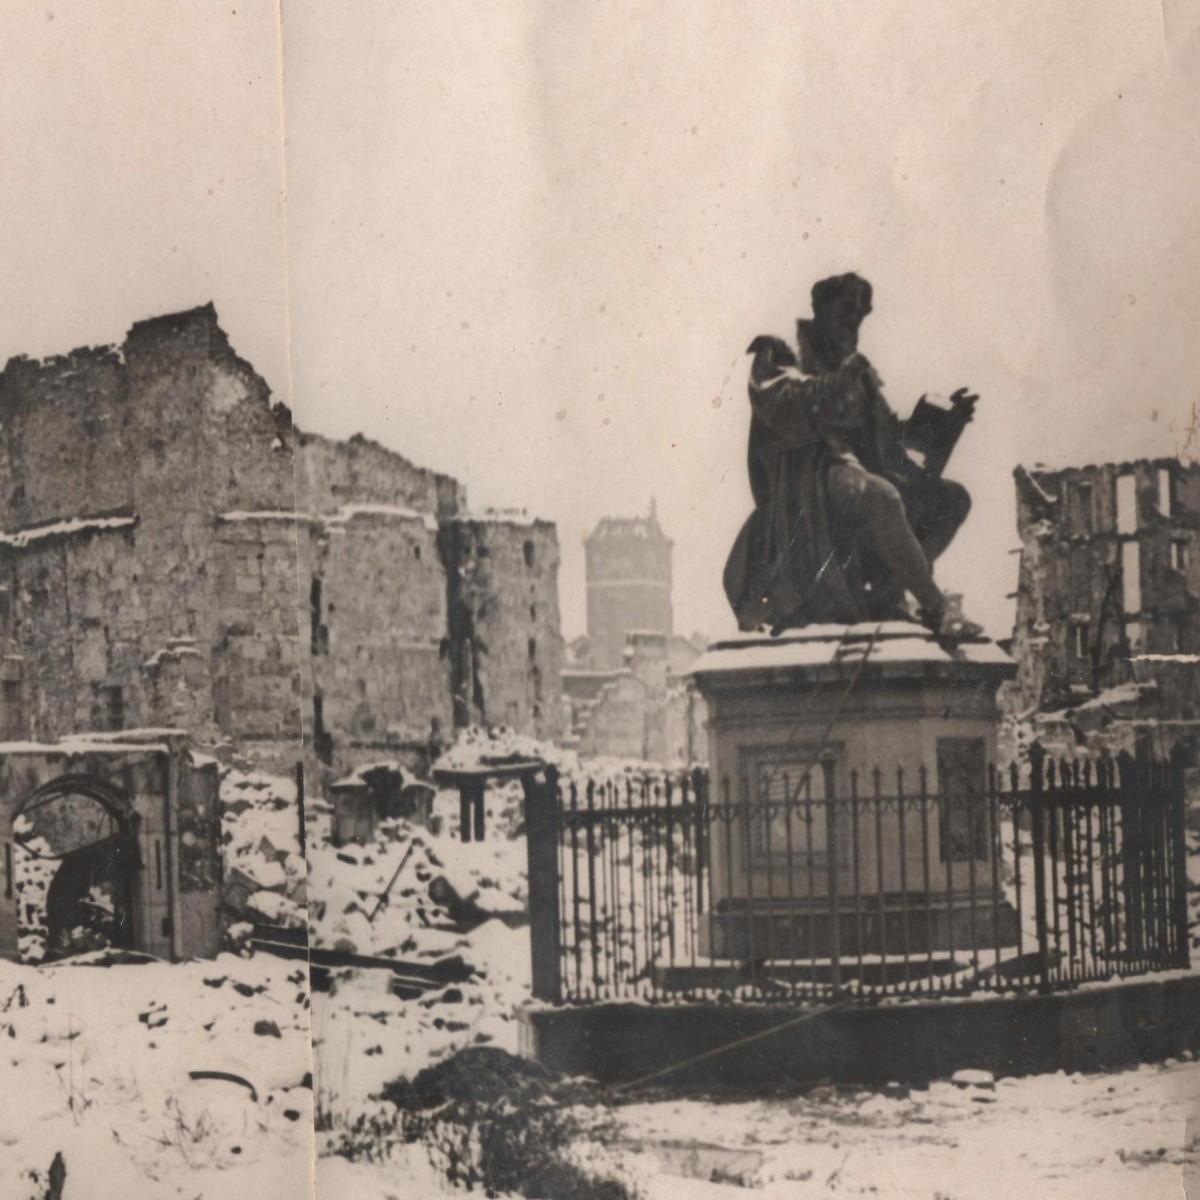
749,353,864,447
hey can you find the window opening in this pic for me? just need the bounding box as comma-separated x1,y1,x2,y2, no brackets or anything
1115,473,1137,535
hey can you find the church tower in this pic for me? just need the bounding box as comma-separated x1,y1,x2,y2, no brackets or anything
584,499,673,669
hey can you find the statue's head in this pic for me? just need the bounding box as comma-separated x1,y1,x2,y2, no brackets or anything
809,273,873,357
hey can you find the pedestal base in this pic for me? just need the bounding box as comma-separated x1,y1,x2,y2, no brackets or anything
689,621,1017,971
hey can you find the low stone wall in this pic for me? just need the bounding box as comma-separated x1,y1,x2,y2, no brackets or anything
519,973,1200,1087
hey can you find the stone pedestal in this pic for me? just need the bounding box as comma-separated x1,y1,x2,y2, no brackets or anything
690,622,1017,965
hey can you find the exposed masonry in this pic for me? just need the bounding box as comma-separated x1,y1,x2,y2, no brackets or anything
1011,458,1200,729
0,304,562,775
561,630,706,765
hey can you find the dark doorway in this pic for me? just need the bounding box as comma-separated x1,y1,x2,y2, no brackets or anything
12,777,140,963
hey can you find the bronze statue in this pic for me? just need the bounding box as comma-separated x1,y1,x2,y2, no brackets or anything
723,272,983,640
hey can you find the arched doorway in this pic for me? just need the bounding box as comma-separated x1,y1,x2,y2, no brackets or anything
12,776,140,963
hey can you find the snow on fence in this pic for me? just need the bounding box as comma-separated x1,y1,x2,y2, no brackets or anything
525,746,1191,1005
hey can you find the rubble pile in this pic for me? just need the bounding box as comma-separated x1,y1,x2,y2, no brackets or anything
10,821,55,964
221,769,307,931
433,723,568,773
307,794,527,959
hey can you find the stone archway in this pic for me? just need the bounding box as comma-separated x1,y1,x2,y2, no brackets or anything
12,775,140,963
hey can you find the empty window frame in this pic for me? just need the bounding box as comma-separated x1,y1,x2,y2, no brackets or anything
1121,541,1142,614
1158,467,1173,516
1115,473,1137,535
1073,623,1090,660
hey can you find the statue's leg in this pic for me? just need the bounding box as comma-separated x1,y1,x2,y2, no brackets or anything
904,476,971,564
827,463,944,616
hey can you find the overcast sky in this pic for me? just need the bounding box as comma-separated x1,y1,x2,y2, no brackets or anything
2,1,1197,641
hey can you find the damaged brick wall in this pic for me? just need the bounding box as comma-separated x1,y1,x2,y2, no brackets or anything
294,431,464,521
0,304,564,776
210,516,305,761
439,516,563,741
1012,458,1200,715
564,630,706,764
0,304,302,766
303,507,452,769
0,739,222,962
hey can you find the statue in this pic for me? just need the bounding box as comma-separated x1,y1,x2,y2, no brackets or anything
723,272,983,641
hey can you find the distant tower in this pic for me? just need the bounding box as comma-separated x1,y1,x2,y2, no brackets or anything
584,499,673,669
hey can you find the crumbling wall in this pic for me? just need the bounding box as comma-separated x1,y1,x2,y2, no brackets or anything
440,516,563,741
1012,458,1200,714
210,516,306,767
662,683,707,767
0,347,133,529
0,739,222,963
0,524,142,742
564,630,707,765
0,305,302,762
294,432,464,520
581,673,647,759
0,305,564,778
307,508,451,768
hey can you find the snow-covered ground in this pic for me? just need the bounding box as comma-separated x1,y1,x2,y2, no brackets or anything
5,745,1196,1198
2,763,317,1199
0,953,315,1199
307,780,533,1132
609,1057,1200,1199
306,757,1200,1198
305,786,526,960
311,1054,1200,1199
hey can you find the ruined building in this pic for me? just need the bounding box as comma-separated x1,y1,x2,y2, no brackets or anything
565,505,706,763
583,502,673,670
1010,458,1200,755
0,304,563,774
562,629,707,764
0,303,562,962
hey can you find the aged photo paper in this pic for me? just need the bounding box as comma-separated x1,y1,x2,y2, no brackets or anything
1,2,1198,1197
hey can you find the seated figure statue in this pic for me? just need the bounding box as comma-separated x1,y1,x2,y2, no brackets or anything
723,272,983,641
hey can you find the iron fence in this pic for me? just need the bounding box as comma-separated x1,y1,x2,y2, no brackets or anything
524,745,1191,1005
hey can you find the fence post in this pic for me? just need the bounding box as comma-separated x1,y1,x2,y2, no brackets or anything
823,757,842,997
525,765,563,1003
1169,745,1192,969
692,766,707,916
1117,751,1144,962
1028,741,1052,993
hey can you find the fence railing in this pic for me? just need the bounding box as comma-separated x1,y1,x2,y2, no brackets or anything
524,745,1191,1005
